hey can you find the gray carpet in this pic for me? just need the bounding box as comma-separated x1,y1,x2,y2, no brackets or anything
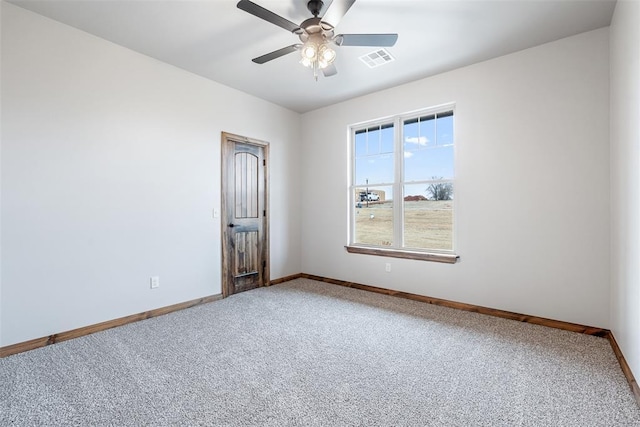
1,278,639,426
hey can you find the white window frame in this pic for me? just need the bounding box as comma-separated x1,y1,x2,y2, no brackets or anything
347,103,458,264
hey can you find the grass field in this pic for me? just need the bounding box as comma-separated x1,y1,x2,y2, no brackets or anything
354,200,453,250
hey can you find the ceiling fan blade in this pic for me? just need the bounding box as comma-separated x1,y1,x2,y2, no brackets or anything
237,0,300,33
322,63,338,77
336,33,398,47
252,44,300,64
321,0,356,28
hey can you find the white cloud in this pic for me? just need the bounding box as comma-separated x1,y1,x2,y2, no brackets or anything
404,151,414,158
405,136,429,146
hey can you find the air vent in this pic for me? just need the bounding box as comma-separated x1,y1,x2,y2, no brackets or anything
359,49,395,69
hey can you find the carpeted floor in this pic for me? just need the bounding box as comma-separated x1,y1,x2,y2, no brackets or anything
1,278,639,426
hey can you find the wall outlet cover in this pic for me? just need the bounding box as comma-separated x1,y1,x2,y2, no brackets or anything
150,276,160,289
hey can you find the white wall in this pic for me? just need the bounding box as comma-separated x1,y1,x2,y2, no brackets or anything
610,0,640,385
0,2,301,347
301,28,611,328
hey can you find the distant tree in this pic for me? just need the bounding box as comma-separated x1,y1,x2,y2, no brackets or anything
426,177,453,201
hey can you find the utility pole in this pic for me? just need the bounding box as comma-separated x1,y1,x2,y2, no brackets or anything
366,178,369,208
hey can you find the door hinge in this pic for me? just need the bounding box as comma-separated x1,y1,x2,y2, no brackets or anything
263,159,266,166
263,210,266,217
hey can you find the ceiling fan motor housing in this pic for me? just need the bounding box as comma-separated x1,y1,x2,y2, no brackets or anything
298,17,335,43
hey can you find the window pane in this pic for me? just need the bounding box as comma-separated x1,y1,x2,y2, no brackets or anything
404,112,454,182
404,145,454,182
354,123,395,186
404,115,436,151
403,183,453,251
419,115,436,147
404,119,419,149
354,123,393,157
355,131,367,157
354,186,393,246
367,127,381,155
436,112,454,146
381,125,394,154
355,153,394,186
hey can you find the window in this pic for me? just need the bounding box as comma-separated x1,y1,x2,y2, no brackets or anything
348,105,457,263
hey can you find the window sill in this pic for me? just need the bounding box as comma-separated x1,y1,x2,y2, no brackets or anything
345,245,459,264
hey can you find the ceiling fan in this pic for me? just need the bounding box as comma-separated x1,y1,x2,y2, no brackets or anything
237,0,398,79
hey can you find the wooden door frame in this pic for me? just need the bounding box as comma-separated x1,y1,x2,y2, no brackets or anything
221,132,270,298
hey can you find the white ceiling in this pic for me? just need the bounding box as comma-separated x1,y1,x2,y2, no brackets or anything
9,0,616,113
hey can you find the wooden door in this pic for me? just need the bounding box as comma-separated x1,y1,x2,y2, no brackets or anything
221,132,269,297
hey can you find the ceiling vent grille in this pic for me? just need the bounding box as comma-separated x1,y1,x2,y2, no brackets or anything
359,49,395,68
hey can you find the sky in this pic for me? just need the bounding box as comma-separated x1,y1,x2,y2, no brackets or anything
354,113,454,200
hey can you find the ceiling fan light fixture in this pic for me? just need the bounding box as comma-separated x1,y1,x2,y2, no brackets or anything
301,42,318,60
300,41,335,71
319,44,336,64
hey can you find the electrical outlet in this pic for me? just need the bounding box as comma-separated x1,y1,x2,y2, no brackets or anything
150,276,160,289
385,263,391,272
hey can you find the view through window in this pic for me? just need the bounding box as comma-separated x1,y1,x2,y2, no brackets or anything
351,106,455,252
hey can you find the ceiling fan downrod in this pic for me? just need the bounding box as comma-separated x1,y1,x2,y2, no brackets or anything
307,0,324,17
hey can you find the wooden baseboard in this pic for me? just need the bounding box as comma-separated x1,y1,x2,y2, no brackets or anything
606,331,640,406
269,273,303,286
298,273,608,336
0,293,222,358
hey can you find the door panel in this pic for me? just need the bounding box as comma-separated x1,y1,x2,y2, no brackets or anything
233,230,259,292
235,152,259,218
221,133,269,297
234,230,258,276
